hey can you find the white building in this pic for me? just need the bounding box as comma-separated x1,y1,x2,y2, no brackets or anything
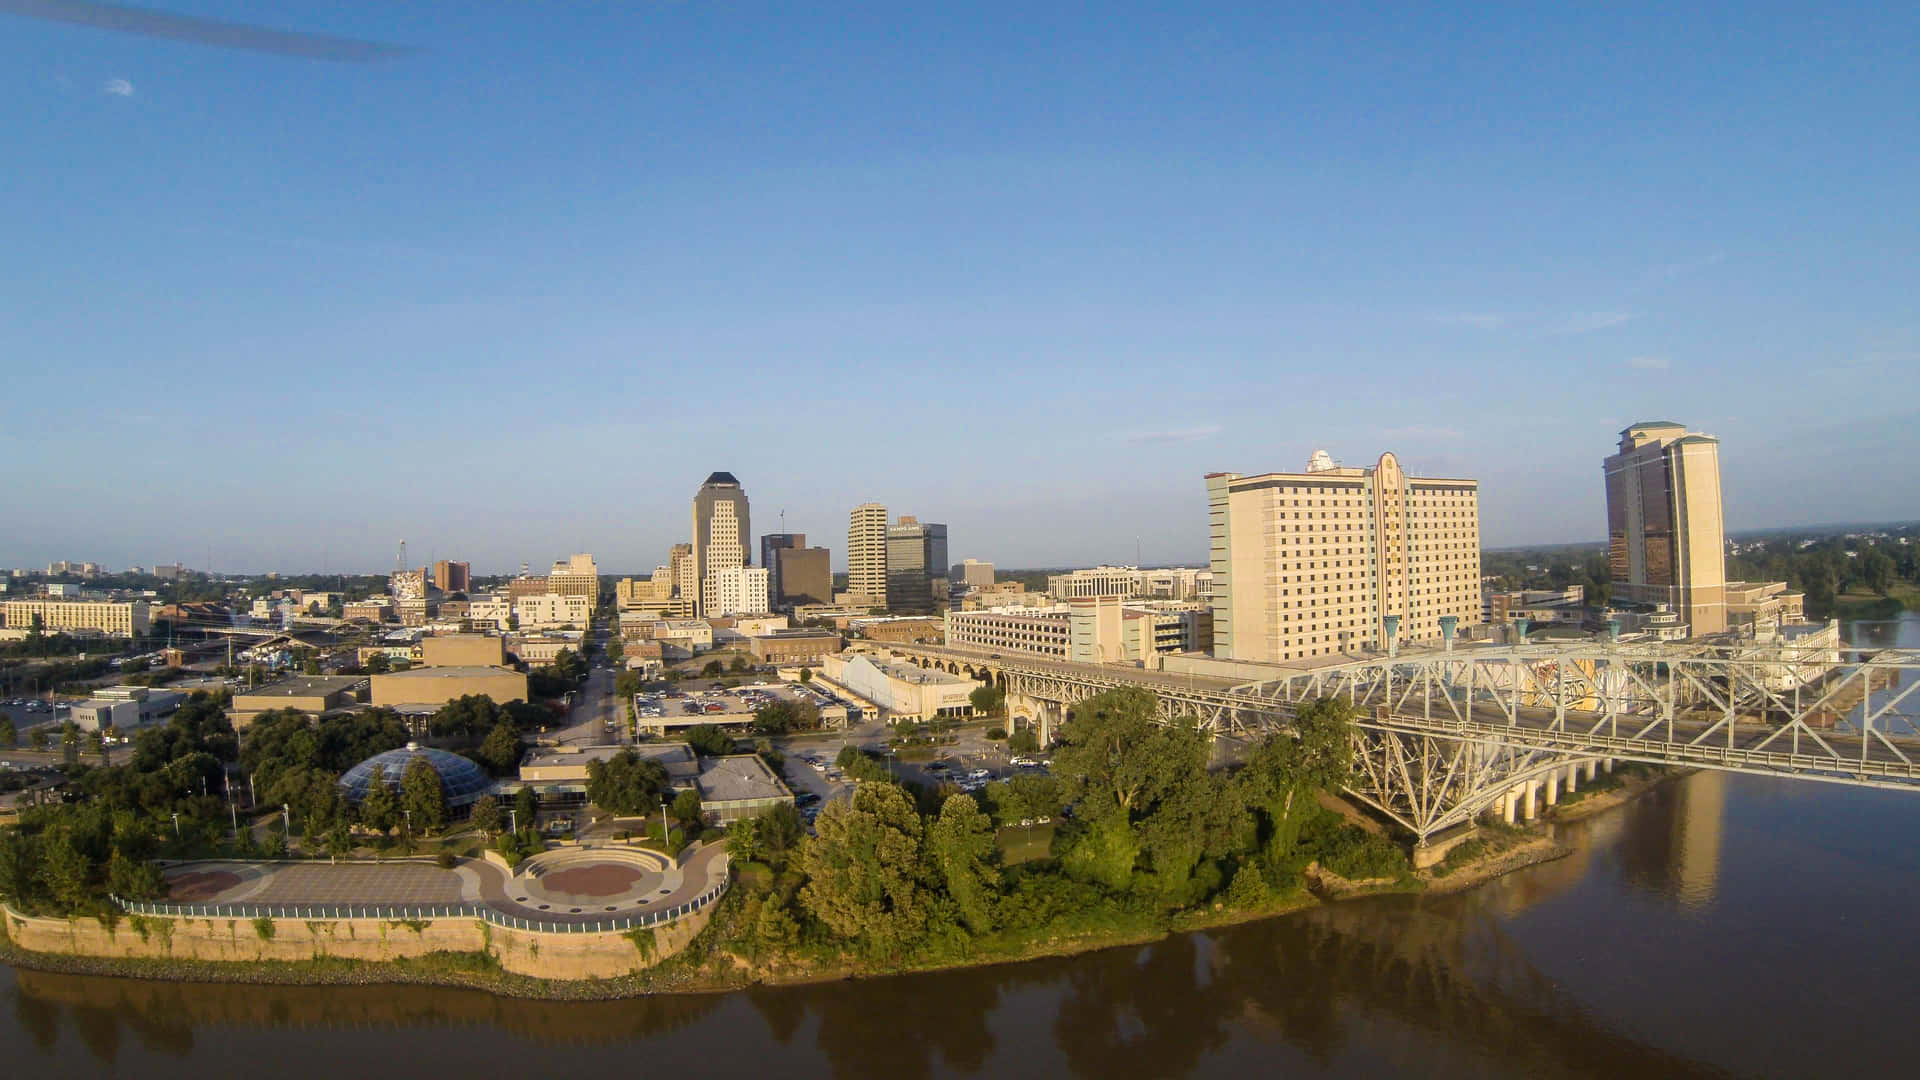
703,566,769,618
946,598,1212,664
466,594,513,630
514,592,592,630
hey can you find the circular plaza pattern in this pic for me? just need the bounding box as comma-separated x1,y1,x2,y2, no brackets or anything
511,848,675,914
167,869,245,901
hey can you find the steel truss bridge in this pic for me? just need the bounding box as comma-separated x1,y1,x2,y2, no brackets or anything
863,639,1920,847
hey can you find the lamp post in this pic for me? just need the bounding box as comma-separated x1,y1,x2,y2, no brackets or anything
171,811,180,841
403,809,413,851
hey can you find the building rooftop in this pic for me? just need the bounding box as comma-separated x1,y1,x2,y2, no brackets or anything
520,742,699,783
857,654,973,685
234,675,367,701
703,471,741,486
695,754,791,804
372,665,520,679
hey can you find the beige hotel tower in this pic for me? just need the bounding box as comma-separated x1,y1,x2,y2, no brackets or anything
1603,422,1726,636
1208,450,1482,663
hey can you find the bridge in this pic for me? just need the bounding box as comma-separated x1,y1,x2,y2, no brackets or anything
856,637,1920,851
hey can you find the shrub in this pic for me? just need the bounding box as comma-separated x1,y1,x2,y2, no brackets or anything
985,727,1007,741
435,850,457,869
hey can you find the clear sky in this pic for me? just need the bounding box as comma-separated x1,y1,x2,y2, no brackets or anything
3,2,1916,574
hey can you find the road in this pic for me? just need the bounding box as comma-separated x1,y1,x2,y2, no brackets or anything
551,636,626,747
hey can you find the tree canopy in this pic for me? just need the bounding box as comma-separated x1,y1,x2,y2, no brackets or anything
585,749,672,815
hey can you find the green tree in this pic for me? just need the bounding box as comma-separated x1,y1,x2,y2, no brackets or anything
359,770,399,835
726,813,762,863
0,716,15,748
1007,728,1040,755
798,667,812,683
670,788,704,829
29,727,50,752
701,660,725,677
729,655,750,673
755,900,800,947
400,756,447,832
1051,687,1212,891
584,749,671,815
60,719,80,768
1237,697,1355,859
683,723,736,757
471,794,502,838
799,783,932,956
969,684,1005,716
515,784,538,829
38,829,93,910
1861,547,1897,597
925,793,1000,934
753,699,820,736
478,721,522,775
364,652,392,675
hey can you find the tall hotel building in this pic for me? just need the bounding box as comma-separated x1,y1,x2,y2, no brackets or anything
847,502,890,608
1207,451,1481,663
1603,422,1726,636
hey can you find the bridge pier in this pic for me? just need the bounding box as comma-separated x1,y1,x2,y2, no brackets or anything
1565,764,1579,794
1584,759,1599,782
1603,758,1614,774
1544,772,1560,806
1522,780,1540,821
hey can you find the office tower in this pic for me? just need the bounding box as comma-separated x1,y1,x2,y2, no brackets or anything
775,546,833,607
433,560,471,594
761,533,804,606
547,554,599,605
703,566,770,617
886,516,950,615
692,472,751,617
668,543,697,617
1603,422,1727,636
952,559,996,588
848,502,889,608
1207,450,1481,663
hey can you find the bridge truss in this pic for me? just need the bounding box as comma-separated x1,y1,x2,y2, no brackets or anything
880,639,1920,845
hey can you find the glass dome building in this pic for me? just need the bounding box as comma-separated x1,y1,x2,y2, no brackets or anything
338,743,495,814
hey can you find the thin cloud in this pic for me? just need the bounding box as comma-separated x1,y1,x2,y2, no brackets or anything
1626,355,1669,370
3,1,417,63
1122,425,1222,445
102,76,132,96
1552,311,1636,335
1434,312,1508,330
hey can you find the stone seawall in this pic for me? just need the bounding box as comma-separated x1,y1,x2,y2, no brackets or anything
3,901,715,983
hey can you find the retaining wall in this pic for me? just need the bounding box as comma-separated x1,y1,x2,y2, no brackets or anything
2,898,718,982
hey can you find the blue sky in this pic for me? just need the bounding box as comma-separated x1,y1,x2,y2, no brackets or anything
2,2,1916,574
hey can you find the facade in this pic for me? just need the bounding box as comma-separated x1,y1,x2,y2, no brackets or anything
774,546,832,608
1603,422,1728,637
824,652,978,720
850,615,945,643
692,473,751,617
957,585,1055,611
1484,587,1587,627
547,553,599,603
342,598,393,622
432,560,471,594
748,628,845,665
1724,580,1808,633
507,575,552,600
945,599,1212,663
369,665,529,708
885,516,949,615
951,559,996,588
760,533,803,606
1207,450,1482,663
514,592,591,630
847,502,889,608
420,634,506,668
465,594,512,630
510,636,573,665
668,543,697,617
1142,567,1211,601
702,566,770,618
1047,566,1144,601
3,598,150,637
390,569,428,601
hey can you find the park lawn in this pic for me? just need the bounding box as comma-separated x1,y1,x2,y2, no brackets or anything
996,822,1056,865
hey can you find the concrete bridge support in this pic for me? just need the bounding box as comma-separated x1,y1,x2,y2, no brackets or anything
1522,780,1540,821
1584,759,1600,782
1565,763,1579,794
1544,772,1560,807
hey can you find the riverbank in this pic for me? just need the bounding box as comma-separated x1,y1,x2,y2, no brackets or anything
1,772,1680,1000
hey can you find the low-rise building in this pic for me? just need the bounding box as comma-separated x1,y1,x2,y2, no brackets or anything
342,598,393,622
510,636,574,666
850,616,945,644
1483,587,1588,627
70,686,185,733
1725,580,1808,633
466,594,512,630
370,666,529,708
695,755,794,824
231,675,369,728
823,652,977,720
748,629,844,665
945,598,1212,663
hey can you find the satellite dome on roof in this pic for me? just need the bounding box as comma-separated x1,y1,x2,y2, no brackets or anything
1306,449,1337,472
338,744,493,811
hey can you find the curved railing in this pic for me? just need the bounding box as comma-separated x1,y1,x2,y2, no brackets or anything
111,864,729,935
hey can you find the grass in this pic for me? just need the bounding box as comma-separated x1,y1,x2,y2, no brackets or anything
995,822,1055,865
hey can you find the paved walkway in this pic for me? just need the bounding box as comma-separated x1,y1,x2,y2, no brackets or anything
160,842,730,927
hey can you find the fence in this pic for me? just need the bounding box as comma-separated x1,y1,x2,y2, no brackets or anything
111,873,730,936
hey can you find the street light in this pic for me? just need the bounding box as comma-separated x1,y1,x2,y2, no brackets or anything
171,811,181,840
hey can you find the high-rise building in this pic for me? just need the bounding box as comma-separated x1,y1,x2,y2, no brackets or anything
847,502,889,608
775,546,832,607
433,560,471,594
703,566,770,617
760,533,804,606
668,543,697,617
952,559,996,588
1207,450,1481,663
886,516,950,615
692,473,751,617
548,554,599,605
1603,422,1727,636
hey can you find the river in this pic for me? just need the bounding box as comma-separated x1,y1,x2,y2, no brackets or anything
5,615,1919,1078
